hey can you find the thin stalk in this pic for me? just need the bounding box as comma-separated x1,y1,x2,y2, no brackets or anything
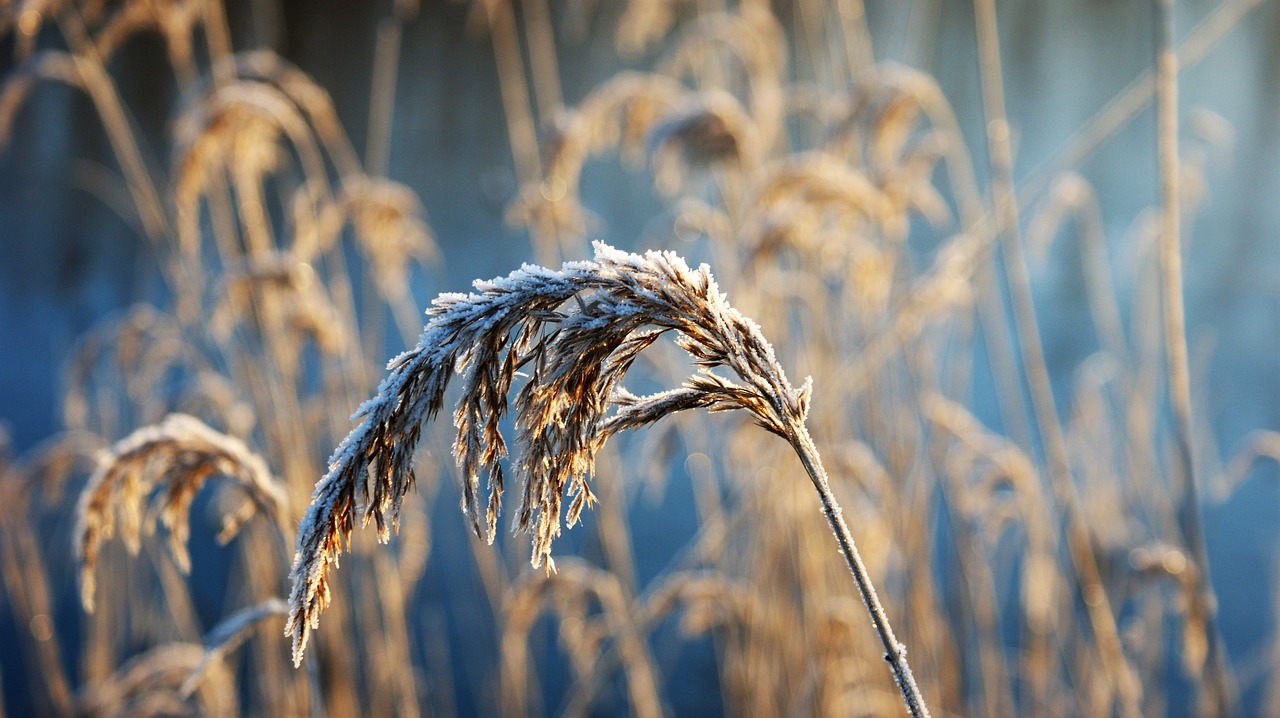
484,1,554,264
305,652,325,718
521,0,563,118
0,527,72,715
789,425,930,718
366,14,404,178
835,0,874,78
486,2,541,186
201,0,235,84
56,12,168,244
1154,0,1232,713
793,0,829,90
971,1,1142,715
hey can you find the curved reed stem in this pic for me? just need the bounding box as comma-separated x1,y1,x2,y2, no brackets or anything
1154,0,1232,712
789,424,930,718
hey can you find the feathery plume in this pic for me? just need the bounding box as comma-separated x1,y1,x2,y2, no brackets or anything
287,241,812,663
75,414,289,612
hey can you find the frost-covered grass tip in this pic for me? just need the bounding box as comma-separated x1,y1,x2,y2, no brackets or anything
284,242,928,717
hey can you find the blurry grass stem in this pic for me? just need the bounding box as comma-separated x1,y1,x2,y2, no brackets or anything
1155,0,1233,712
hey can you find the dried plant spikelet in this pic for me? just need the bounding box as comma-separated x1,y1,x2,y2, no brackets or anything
747,216,894,325
580,72,688,168
924,393,1042,512
1187,108,1235,156
212,50,362,175
178,598,289,699
146,0,200,73
875,92,920,157
0,62,41,146
1178,109,1235,210
90,2,160,62
340,176,440,298
743,152,895,262
129,332,191,429
828,63,981,221
174,80,327,253
752,152,894,224
288,242,813,665
76,643,235,718
542,72,686,187
174,86,278,193
75,414,288,612
853,228,977,356
506,73,686,240
657,5,786,146
289,178,344,260
647,90,759,195
501,566,604,703
824,79,957,234
210,253,348,356
835,64,948,141
1028,172,1088,266
287,259,594,665
923,392,1063,634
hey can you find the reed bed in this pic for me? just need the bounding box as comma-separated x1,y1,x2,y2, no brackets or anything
0,0,1274,715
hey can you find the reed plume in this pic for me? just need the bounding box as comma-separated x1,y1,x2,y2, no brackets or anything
75,413,289,612
287,242,928,716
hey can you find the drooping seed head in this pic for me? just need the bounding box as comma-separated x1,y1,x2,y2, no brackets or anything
286,242,812,666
